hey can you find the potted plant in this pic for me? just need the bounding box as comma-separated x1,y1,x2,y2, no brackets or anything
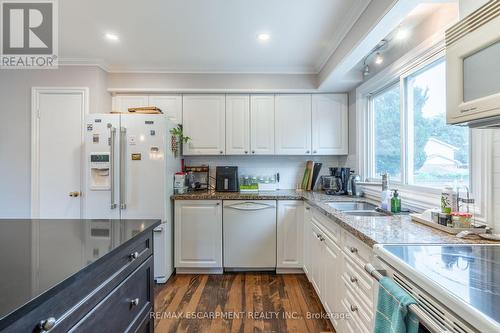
170,124,190,157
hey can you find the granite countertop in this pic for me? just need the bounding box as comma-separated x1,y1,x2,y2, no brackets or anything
172,190,496,247
0,219,160,322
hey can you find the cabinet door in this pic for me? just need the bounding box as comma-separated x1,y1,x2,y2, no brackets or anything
310,222,323,296
174,200,222,268
277,201,303,269
303,204,312,278
183,95,226,155
149,95,182,124
312,94,348,155
275,94,312,155
322,236,343,330
250,95,275,155
112,95,149,113
226,95,250,155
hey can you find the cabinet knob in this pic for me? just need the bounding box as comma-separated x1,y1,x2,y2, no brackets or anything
350,305,358,312
252,150,255,154
129,252,139,260
306,150,310,154
350,276,358,283
68,191,80,197
130,298,140,307
349,247,358,254
219,151,224,154
244,151,248,154
313,150,317,154
305,207,310,211
39,317,56,331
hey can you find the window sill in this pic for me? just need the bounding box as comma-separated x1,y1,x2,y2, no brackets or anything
361,185,485,224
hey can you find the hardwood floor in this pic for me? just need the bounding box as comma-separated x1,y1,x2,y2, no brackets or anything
154,273,335,333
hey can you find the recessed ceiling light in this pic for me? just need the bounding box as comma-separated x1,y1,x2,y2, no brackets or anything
395,27,409,41
257,33,271,42
105,33,119,42
375,53,384,65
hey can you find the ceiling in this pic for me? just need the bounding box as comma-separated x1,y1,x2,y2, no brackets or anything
59,0,370,73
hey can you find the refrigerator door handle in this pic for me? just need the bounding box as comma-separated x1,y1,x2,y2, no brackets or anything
108,124,117,209
120,126,127,210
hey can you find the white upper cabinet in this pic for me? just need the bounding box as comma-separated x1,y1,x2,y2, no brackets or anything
226,95,250,155
183,95,226,155
312,94,348,155
250,95,275,155
149,95,182,124
112,95,149,113
275,94,312,155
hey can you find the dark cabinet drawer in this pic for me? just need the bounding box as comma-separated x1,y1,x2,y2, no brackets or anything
69,257,153,333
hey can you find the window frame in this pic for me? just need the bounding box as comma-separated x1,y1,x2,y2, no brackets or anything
356,39,492,223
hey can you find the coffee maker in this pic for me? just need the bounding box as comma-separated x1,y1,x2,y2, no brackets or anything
326,167,350,195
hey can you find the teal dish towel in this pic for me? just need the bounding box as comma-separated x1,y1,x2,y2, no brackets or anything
374,277,419,333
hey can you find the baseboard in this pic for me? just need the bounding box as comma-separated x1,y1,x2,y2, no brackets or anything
276,267,305,274
175,267,224,274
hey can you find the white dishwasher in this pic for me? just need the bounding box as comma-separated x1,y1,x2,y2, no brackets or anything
223,200,277,270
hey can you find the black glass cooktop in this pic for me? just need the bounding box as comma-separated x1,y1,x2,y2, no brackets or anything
381,244,500,327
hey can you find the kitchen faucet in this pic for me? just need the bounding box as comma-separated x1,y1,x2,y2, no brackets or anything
356,172,389,191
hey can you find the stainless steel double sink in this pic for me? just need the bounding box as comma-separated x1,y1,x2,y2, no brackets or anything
326,201,388,217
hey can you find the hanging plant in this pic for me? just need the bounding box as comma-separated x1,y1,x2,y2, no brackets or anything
170,124,191,157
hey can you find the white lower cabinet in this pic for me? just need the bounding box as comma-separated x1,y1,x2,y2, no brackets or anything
305,207,375,333
174,200,222,271
303,204,312,277
277,200,304,270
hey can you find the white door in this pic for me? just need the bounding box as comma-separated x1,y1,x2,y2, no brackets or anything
277,200,303,269
149,95,182,124
226,95,250,155
312,94,348,155
112,95,149,113
275,94,312,155
119,114,167,220
310,222,323,296
32,88,87,218
322,236,343,330
83,114,121,219
183,95,226,155
174,200,222,268
250,95,275,155
303,204,312,278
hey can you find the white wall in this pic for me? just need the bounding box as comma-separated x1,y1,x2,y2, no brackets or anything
108,72,318,91
0,66,110,217
185,155,339,190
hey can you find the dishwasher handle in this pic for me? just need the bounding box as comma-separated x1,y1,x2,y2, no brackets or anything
224,202,276,211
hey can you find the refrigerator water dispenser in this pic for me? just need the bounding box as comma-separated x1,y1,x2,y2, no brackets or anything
89,153,111,190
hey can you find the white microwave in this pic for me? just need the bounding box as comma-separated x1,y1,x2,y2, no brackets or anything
446,1,500,128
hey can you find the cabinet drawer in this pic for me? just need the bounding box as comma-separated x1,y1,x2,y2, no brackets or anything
312,209,341,244
342,255,374,310
1,230,153,333
343,231,372,267
69,257,153,333
342,283,372,333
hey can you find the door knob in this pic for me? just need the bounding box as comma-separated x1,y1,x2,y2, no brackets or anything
68,191,80,197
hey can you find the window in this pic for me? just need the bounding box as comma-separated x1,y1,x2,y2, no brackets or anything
368,58,470,189
371,83,401,182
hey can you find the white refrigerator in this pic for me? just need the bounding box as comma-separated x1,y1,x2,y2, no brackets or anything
84,113,180,283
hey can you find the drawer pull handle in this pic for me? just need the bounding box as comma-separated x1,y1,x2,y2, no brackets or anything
349,247,358,254
350,305,358,312
129,252,139,260
39,317,56,331
130,298,140,307
350,276,358,283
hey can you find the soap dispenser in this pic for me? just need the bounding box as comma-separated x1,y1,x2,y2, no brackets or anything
391,189,401,213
